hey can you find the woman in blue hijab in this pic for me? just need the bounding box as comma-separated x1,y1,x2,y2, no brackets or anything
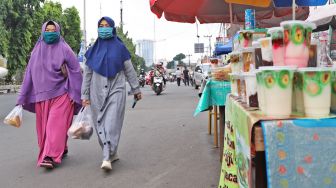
82,17,142,170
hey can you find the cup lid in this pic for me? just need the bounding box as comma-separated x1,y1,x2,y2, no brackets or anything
257,37,271,42
242,47,255,53
280,20,306,27
259,66,297,71
298,67,332,72
241,71,256,77
267,27,284,34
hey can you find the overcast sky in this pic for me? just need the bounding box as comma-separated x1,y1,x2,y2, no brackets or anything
55,0,221,63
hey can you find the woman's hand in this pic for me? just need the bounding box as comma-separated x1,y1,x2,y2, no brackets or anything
82,99,90,107
134,93,142,101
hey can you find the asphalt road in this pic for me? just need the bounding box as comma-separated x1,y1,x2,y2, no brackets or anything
0,83,220,188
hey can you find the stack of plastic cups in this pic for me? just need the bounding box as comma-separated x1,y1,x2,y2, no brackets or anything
267,27,285,66
238,30,254,48
244,71,259,108
298,67,331,117
229,73,239,97
280,21,316,68
258,37,273,67
230,51,243,73
259,66,296,117
242,47,256,72
253,41,263,69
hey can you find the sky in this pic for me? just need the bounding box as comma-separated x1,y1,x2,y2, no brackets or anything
55,0,222,63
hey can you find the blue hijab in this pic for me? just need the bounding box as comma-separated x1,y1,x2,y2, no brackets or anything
85,17,131,78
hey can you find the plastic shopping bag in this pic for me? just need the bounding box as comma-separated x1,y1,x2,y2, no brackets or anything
4,105,23,128
68,107,93,140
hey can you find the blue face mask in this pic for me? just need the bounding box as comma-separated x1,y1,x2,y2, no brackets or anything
43,32,60,44
98,27,113,39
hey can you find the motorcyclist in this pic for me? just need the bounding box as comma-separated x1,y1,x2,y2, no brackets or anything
139,68,146,77
138,68,146,87
151,62,166,86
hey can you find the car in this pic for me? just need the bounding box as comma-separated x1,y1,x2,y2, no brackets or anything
193,63,211,89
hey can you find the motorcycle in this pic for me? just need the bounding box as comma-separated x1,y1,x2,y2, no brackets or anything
152,76,164,95
139,75,145,87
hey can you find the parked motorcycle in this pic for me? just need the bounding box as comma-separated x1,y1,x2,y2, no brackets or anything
152,76,164,95
139,75,145,87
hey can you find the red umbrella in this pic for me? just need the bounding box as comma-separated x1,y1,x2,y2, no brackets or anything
150,0,309,26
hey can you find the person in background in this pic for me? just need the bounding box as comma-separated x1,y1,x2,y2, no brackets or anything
183,67,190,86
17,21,82,169
175,67,182,86
82,16,142,171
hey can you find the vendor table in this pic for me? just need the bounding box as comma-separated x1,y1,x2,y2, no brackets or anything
219,95,336,188
194,79,231,156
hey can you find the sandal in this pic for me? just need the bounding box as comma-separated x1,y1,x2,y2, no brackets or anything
62,149,68,159
40,156,54,169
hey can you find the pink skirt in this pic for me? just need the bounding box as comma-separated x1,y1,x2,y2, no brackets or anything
35,93,74,166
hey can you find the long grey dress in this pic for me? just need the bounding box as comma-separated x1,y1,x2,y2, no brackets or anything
81,59,140,161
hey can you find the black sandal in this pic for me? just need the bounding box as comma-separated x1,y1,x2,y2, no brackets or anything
62,149,68,159
40,156,54,169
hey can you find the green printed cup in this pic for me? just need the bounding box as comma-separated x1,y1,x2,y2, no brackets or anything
280,21,316,68
259,66,296,117
299,67,331,117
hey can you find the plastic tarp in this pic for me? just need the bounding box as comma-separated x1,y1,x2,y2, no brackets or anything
214,34,238,56
306,4,336,31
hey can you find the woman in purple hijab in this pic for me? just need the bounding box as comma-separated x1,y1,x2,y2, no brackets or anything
17,21,82,169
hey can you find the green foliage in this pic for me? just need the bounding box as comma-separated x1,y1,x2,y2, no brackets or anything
116,27,144,73
1,0,43,81
62,7,82,53
173,53,186,61
0,0,81,81
166,61,175,69
172,53,186,67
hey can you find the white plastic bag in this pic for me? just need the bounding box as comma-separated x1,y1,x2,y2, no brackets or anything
68,107,93,140
4,105,23,128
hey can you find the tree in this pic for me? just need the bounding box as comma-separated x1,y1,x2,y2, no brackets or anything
0,1,9,57
116,27,143,73
1,0,44,81
62,7,82,53
166,61,175,69
173,53,186,62
172,53,186,67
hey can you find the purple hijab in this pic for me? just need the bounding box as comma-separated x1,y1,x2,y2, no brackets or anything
17,21,82,113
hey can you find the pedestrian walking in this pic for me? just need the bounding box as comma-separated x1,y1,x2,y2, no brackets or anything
82,17,142,171
175,67,182,86
17,21,83,169
183,67,190,86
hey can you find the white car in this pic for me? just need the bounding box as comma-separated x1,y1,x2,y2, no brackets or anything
193,63,211,89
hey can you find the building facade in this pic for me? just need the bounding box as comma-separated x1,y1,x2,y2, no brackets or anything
136,39,154,67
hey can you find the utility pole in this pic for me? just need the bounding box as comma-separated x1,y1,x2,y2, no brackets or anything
186,54,192,68
83,0,87,49
120,0,124,31
99,1,102,17
204,35,212,57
